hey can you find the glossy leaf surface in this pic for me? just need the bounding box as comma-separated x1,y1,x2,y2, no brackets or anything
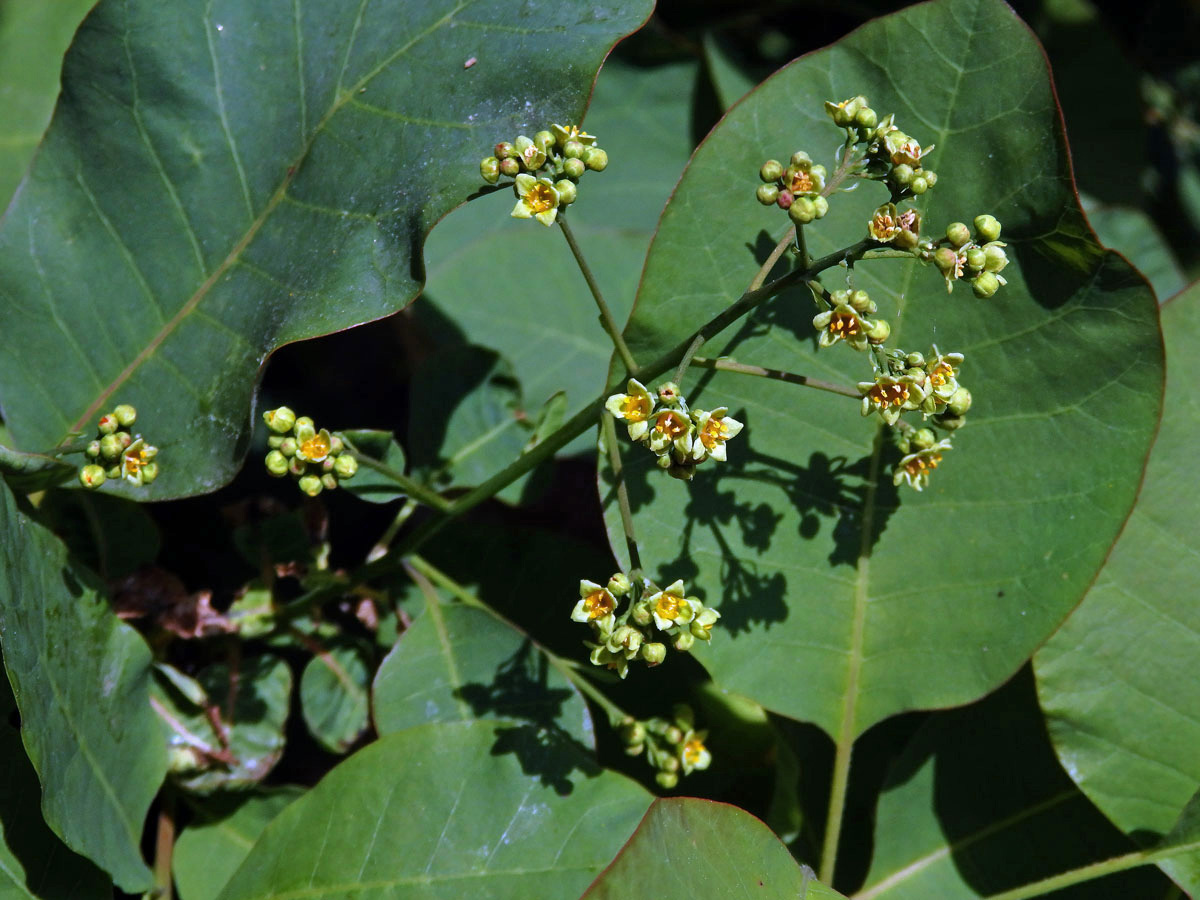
299,641,370,753
604,0,1162,737
0,0,652,499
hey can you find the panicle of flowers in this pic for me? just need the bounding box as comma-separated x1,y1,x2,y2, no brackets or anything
570,572,721,679
617,704,711,789
755,151,830,225
78,404,159,489
925,215,1009,297
262,407,359,497
605,379,743,482
478,124,608,226
824,95,939,198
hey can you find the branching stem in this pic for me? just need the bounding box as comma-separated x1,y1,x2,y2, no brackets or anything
601,415,642,577
337,434,452,512
560,215,639,374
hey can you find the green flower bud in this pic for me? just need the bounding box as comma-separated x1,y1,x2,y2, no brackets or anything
98,413,119,435
328,435,345,456
788,197,817,225
905,351,925,367
117,431,133,450
288,456,307,477
910,175,929,195
849,290,875,313
583,147,608,171
813,196,829,218
86,440,101,458
776,189,793,210
811,164,827,182
480,156,500,184
664,725,684,745
619,718,646,746
631,602,654,628
113,404,137,427
673,631,695,652
948,386,972,416
912,428,937,451
933,247,960,275
641,642,667,665
321,473,339,491
563,157,585,179
974,214,1002,242
790,150,812,168
924,170,938,187
99,433,123,460
140,462,159,485
866,319,891,344
298,474,323,497
554,179,577,205
965,247,987,272
946,222,971,248
498,157,521,177
533,130,555,154
760,159,783,182
494,141,515,160
936,411,967,430
972,272,1000,298
333,454,358,479
563,139,585,159
656,771,679,790
607,572,631,596
79,464,106,489
264,407,296,434
267,434,285,449
983,244,1008,273
625,742,645,757
856,106,878,129
279,436,298,457
892,164,914,185
265,450,289,477
321,455,337,473
756,183,780,206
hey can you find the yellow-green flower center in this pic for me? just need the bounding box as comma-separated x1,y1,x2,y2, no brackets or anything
655,592,689,621
654,411,689,439
301,433,331,460
928,361,954,388
583,589,615,619
683,738,706,765
790,170,815,193
700,417,728,450
526,183,556,214
619,394,651,423
904,453,942,478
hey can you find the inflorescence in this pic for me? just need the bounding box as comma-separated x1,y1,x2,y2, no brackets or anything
617,704,711,789
78,404,158,489
262,407,358,497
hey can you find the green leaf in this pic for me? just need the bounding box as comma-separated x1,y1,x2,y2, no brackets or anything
0,481,166,892
1034,282,1200,894
37,490,161,580
299,640,370,753
702,32,757,111
339,429,408,505
417,57,699,453
0,0,98,210
173,788,304,900
0,0,653,499
1081,195,1185,302
604,0,1162,737
859,669,1170,899
152,654,291,794
0,677,110,900
217,720,651,900
373,601,594,752
581,797,846,899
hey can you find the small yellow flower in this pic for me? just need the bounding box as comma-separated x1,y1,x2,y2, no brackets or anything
551,123,596,147
646,580,695,631
120,438,158,485
893,439,952,491
858,375,924,426
648,409,692,457
296,428,332,463
813,303,871,351
868,203,901,242
691,408,743,463
605,379,656,442
511,173,560,226
680,731,712,774
571,580,617,624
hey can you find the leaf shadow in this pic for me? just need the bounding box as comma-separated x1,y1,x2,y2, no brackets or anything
455,639,599,796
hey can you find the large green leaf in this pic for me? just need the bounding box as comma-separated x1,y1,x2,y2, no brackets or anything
1034,283,1200,893
0,678,110,900
0,0,653,499
373,601,594,751
217,720,651,900
582,798,846,900
0,0,98,211
173,788,304,900
299,640,370,753
0,482,166,892
1081,196,1185,303
417,56,698,452
857,669,1169,899
603,0,1162,736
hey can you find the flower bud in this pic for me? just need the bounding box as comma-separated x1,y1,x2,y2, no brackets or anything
866,319,891,344
288,456,307,477
924,170,938,187
498,157,521,177
607,572,631,596
788,197,817,225
912,428,937,451
974,214,1002,242
554,179,577,205
657,382,682,405
265,450,289,477
113,404,137,427
533,130,555,154
99,433,123,460
856,106,878,129
333,454,358,479
494,141,515,160
813,196,829,218
480,157,500,184
933,247,959,275
673,631,695,652
321,456,337,473
983,244,1008,273
619,718,645,746
583,147,608,171
117,432,133,450
910,175,929,195
946,222,971,248
905,351,925,367
972,272,1000,298
789,150,812,168
563,139,585,159
563,157,585,179
656,771,679,790
140,462,159,485
264,407,296,434
321,473,339,491
665,725,684,745
98,413,119,435
79,465,106,489
298,474,323,496
631,602,653,628
756,184,780,206
948,386,972,416
965,247,987,272
936,411,967,430
760,159,783,182
892,163,914,185
268,434,285,449
641,642,666,665
86,440,101,458
849,290,874,313
776,189,793,210
279,436,298,457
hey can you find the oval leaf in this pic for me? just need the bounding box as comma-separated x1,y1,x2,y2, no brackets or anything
299,641,370,753
0,0,653,498
603,0,1162,737
217,720,650,900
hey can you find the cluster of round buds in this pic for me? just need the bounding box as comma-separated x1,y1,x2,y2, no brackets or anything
605,380,744,482
858,347,970,429
812,288,891,351
755,152,830,225
868,202,922,250
827,95,938,198
892,427,954,492
478,124,608,226
262,407,358,497
928,215,1009,297
571,573,721,679
78,404,158,489
617,704,711,789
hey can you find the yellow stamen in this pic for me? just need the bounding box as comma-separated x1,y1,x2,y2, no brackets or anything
869,381,908,408
828,311,861,336
683,738,706,765
301,434,330,460
655,592,689,621
700,417,728,450
618,394,651,423
583,590,615,620
654,411,689,439
526,183,556,214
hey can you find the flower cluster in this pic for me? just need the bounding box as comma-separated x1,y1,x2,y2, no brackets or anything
825,95,938,198
78,404,158,489
928,215,1009,297
868,202,922,250
617,704,711,789
262,407,358,497
478,124,608,226
605,379,743,481
892,428,954,492
812,288,892,351
571,573,720,679
755,151,830,224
